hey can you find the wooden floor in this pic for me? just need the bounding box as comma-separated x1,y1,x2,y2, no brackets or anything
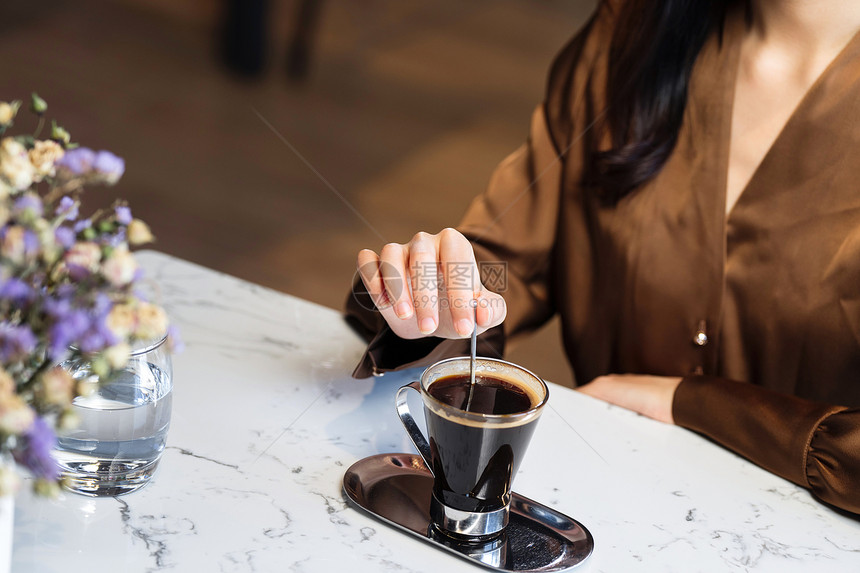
0,0,596,387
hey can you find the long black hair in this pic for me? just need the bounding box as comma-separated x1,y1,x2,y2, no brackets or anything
590,0,737,201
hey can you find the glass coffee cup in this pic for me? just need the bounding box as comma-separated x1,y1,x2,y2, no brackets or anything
396,357,548,539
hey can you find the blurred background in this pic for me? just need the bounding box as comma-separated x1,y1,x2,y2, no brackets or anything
0,0,596,386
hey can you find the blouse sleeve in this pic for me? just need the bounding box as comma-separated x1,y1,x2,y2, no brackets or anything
346,2,617,378
673,375,860,514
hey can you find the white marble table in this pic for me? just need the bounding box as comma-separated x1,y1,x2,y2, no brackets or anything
11,251,860,572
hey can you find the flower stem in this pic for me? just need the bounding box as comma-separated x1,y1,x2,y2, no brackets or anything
34,116,45,139
16,355,53,398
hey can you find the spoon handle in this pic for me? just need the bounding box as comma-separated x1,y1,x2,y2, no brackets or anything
465,299,478,411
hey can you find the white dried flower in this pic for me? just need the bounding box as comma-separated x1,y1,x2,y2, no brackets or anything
101,247,138,287
106,303,136,339
64,241,102,272
0,367,14,396
104,343,131,370
0,178,11,200
0,102,17,125
0,138,24,155
0,137,35,192
0,394,35,435
28,140,64,181
135,302,169,341
0,225,27,265
127,219,154,245
35,218,60,265
76,378,98,398
37,367,75,408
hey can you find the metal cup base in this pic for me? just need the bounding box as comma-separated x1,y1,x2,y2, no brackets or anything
429,491,509,540
342,453,594,572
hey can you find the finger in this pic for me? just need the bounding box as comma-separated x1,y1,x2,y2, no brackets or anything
408,232,439,335
438,228,479,337
356,249,391,309
476,288,506,329
379,242,413,320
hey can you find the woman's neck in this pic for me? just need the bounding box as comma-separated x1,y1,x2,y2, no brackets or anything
750,0,860,54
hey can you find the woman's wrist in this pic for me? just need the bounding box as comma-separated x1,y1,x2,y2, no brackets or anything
576,374,683,424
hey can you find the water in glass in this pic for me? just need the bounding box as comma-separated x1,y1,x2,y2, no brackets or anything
55,337,173,496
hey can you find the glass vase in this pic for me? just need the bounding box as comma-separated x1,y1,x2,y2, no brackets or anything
0,486,11,573
55,336,173,496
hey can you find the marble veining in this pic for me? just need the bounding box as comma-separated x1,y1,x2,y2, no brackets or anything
11,251,860,572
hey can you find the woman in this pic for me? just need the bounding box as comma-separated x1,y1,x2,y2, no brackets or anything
347,0,860,514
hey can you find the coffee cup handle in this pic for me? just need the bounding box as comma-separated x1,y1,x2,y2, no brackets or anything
395,381,434,474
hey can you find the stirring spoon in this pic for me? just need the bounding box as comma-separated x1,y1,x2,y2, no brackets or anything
465,298,478,412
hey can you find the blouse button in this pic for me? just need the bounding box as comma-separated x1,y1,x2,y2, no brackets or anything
693,320,708,346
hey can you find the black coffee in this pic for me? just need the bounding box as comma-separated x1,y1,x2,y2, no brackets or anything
425,375,541,512
427,375,534,415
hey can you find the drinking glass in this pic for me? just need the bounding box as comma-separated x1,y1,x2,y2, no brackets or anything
397,357,548,539
55,335,173,496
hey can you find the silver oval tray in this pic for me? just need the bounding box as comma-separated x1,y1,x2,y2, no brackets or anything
342,453,594,572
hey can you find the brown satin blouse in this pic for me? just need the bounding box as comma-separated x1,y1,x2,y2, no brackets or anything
345,1,860,514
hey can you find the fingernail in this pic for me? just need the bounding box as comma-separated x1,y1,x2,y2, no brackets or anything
456,318,473,337
479,303,492,326
419,317,437,334
395,302,413,319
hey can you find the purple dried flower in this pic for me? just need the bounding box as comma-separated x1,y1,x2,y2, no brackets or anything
22,229,39,256
43,295,72,319
47,325,74,359
92,151,125,184
57,147,96,175
115,206,132,225
55,196,79,221
94,320,118,348
13,193,44,219
78,330,108,353
47,309,91,358
45,294,118,356
55,283,76,298
92,292,111,315
56,148,124,184
65,264,89,282
79,299,119,352
106,228,127,248
54,226,75,248
73,219,91,233
63,310,91,334
0,322,38,362
167,324,184,354
13,417,58,481
0,278,33,305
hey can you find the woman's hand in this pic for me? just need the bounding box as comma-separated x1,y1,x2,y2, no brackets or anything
576,374,682,424
356,228,507,340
